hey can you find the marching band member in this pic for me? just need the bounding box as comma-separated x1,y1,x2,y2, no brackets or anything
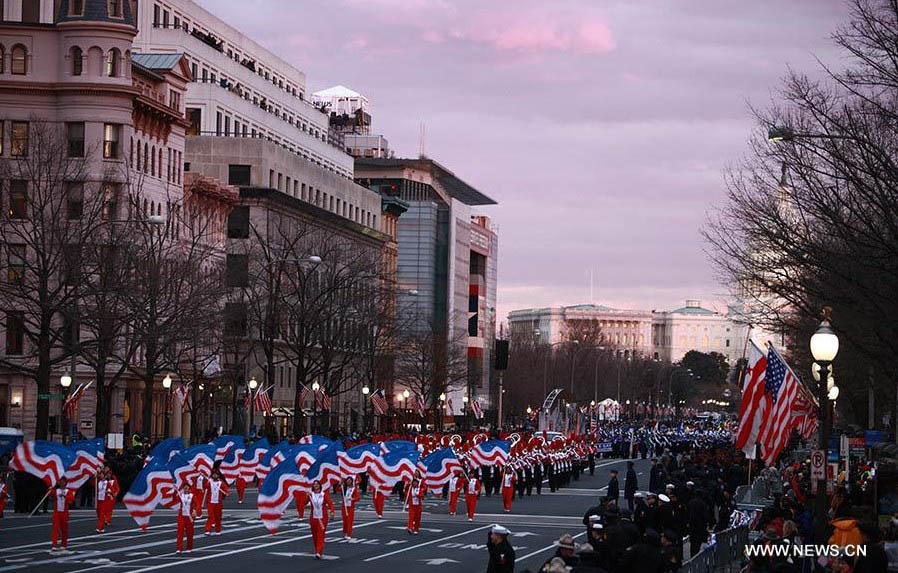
96,470,110,533
305,481,334,560
101,468,120,529
235,475,247,504
204,470,228,535
50,477,75,552
0,475,8,518
175,482,199,553
372,486,386,518
404,470,426,534
340,477,361,538
448,470,464,516
500,464,517,513
465,469,482,521
191,473,206,518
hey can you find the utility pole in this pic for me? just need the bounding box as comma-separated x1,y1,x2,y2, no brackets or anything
497,371,504,430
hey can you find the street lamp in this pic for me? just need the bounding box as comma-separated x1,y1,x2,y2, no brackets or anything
162,374,173,437
361,386,370,432
810,308,839,542
59,373,73,443
247,376,258,439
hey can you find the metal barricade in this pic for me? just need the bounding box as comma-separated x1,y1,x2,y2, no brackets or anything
680,526,749,573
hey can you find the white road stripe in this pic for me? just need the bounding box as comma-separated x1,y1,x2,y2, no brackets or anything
0,517,96,531
516,531,587,562
121,520,381,573
363,524,492,562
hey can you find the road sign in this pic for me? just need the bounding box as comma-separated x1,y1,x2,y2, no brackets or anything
811,449,826,480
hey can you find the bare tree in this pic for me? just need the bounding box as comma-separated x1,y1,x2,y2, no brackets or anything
0,120,123,439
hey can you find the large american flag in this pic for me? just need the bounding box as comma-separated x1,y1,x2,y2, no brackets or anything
370,389,388,415
299,383,312,407
471,399,483,420
413,393,426,417
734,341,768,458
758,345,801,465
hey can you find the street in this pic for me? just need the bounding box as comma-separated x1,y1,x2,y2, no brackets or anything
0,457,652,572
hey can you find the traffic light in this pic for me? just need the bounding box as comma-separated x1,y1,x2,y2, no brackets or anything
494,339,509,370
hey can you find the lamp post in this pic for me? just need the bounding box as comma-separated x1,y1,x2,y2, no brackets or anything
438,392,446,431
162,374,173,437
247,376,258,439
462,395,470,430
362,385,370,433
312,381,320,434
59,373,73,443
810,308,839,541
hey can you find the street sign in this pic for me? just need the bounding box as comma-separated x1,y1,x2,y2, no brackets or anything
37,393,65,401
811,449,826,480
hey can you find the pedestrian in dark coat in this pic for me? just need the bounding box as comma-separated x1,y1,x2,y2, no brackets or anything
625,461,638,511
486,524,515,573
649,459,665,493
607,469,620,504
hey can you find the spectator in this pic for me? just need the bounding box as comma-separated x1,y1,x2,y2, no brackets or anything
553,533,581,568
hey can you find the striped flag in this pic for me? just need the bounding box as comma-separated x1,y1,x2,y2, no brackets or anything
63,381,92,419
469,439,510,467
123,457,175,529
317,387,331,411
471,399,484,420
299,383,312,407
733,341,768,459
758,345,801,465
65,438,105,490
413,393,426,417
255,385,273,415
174,383,189,407
370,389,388,415
10,441,76,486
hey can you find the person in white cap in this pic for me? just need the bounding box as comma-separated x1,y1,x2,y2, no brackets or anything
486,523,515,573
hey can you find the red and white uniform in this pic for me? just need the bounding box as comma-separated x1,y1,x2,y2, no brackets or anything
501,469,516,512
204,479,228,534
105,475,120,525
448,474,464,515
175,491,196,553
51,487,75,549
340,483,361,537
306,491,334,556
191,475,206,518
96,479,109,532
405,481,426,533
372,487,386,518
465,476,482,520
0,482,7,518
235,477,247,503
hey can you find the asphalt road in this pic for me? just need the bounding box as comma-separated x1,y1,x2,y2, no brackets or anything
0,456,655,572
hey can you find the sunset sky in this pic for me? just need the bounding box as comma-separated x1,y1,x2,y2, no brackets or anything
200,0,850,322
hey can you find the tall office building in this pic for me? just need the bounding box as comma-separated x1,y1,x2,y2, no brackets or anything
355,158,498,418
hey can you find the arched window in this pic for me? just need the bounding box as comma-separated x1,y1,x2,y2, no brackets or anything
158,148,163,178
150,145,155,176
143,142,148,173
136,140,142,171
0,46,5,74
105,49,119,77
11,45,27,75
71,47,83,76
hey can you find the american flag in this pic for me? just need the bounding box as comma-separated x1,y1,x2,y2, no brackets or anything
446,397,454,413
299,383,312,407
370,389,388,415
254,385,273,415
758,345,800,465
471,399,483,420
791,383,818,441
734,341,768,459
174,383,189,407
589,414,597,433
317,387,331,411
63,381,92,419
413,393,426,417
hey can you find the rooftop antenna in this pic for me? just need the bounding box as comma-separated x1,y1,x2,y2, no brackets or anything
418,121,427,159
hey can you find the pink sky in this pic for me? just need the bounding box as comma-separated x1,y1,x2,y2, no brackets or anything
200,0,850,321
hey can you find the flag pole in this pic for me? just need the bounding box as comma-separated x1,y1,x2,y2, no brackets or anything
29,487,53,518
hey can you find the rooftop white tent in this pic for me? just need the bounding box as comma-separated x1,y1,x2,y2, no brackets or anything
312,85,369,116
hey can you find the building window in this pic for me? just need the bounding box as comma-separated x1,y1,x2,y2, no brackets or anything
224,115,230,137
186,108,201,136
228,164,251,186
5,311,24,355
21,0,39,23
153,3,159,26
103,124,120,158
8,180,26,219
108,0,122,18
101,183,119,220
10,122,27,157
7,244,25,284
225,254,248,287
70,0,84,15
65,182,83,220
224,303,247,337
11,45,26,75
216,111,222,136
105,49,119,77
162,9,169,27
71,46,83,76
66,122,85,158
227,206,250,239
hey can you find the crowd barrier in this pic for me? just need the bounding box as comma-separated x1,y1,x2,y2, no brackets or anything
681,526,750,573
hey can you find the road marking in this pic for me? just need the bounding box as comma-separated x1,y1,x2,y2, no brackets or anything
112,521,381,573
517,531,587,562
364,524,491,562
271,552,338,560
386,526,442,533
420,558,460,565
0,517,97,531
